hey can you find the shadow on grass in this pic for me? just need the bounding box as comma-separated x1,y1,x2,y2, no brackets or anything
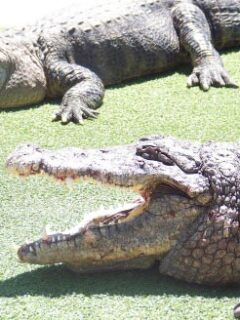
109,64,191,90
0,99,61,114
1,264,240,298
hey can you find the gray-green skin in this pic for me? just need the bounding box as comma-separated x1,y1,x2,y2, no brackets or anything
7,135,240,317
0,0,239,123
5,136,240,281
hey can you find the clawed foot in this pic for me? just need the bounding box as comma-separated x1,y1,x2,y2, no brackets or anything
53,101,99,124
187,57,238,91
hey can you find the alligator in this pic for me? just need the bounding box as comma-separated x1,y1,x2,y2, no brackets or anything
6,135,240,286
0,0,239,124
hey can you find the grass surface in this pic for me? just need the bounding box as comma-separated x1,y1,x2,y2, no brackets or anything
1,50,240,320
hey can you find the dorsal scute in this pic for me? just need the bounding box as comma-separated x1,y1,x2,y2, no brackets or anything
200,142,239,209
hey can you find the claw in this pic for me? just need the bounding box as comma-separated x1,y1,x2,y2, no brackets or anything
61,117,70,124
43,225,55,239
61,110,73,123
187,73,199,87
189,57,237,91
82,106,98,119
52,114,59,122
77,119,84,125
54,102,99,124
200,80,210,91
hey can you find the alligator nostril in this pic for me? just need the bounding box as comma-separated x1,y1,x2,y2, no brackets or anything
17,246,28,260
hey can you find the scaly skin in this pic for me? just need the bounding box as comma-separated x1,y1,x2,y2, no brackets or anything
6,135,240,285
0,0,239,123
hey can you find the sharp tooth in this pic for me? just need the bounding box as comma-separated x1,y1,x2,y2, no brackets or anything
35,241,41,249
43,224,55,238
29,246,34,253
46,224,53,234
42,229,48,239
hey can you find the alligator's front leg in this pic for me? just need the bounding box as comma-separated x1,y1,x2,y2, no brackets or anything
172,2,237,90
49,62,104,124
41,37,104,124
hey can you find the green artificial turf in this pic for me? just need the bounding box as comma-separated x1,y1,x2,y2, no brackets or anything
1,50,240,320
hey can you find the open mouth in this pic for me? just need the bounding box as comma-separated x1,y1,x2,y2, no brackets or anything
7,137,211,269
17,194,148,263
16,180,202,270
9,136,240,288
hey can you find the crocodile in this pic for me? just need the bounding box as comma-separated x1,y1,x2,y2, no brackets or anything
6,135,240,287
0,0,239,124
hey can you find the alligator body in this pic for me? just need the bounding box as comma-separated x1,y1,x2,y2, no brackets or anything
0,0,239,123
6,135,240,289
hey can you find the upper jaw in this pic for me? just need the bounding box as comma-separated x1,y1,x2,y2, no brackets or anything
10,136,211,266
6,137,212,204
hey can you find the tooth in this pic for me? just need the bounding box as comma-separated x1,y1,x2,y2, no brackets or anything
35,241,41,249
42,229,48,239
43,224,56,238
46,224,53,233
29,246,34,253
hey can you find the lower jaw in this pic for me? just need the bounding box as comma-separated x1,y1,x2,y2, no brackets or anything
19,194,171,269
19,196,149,263
66,255,157,273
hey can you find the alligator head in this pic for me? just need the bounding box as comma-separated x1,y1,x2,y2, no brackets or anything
0,35,46,108
6,136,240,285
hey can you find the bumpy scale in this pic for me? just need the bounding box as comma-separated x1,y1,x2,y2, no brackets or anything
7,135,240,317
0,0,239,123
6,135,240,286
